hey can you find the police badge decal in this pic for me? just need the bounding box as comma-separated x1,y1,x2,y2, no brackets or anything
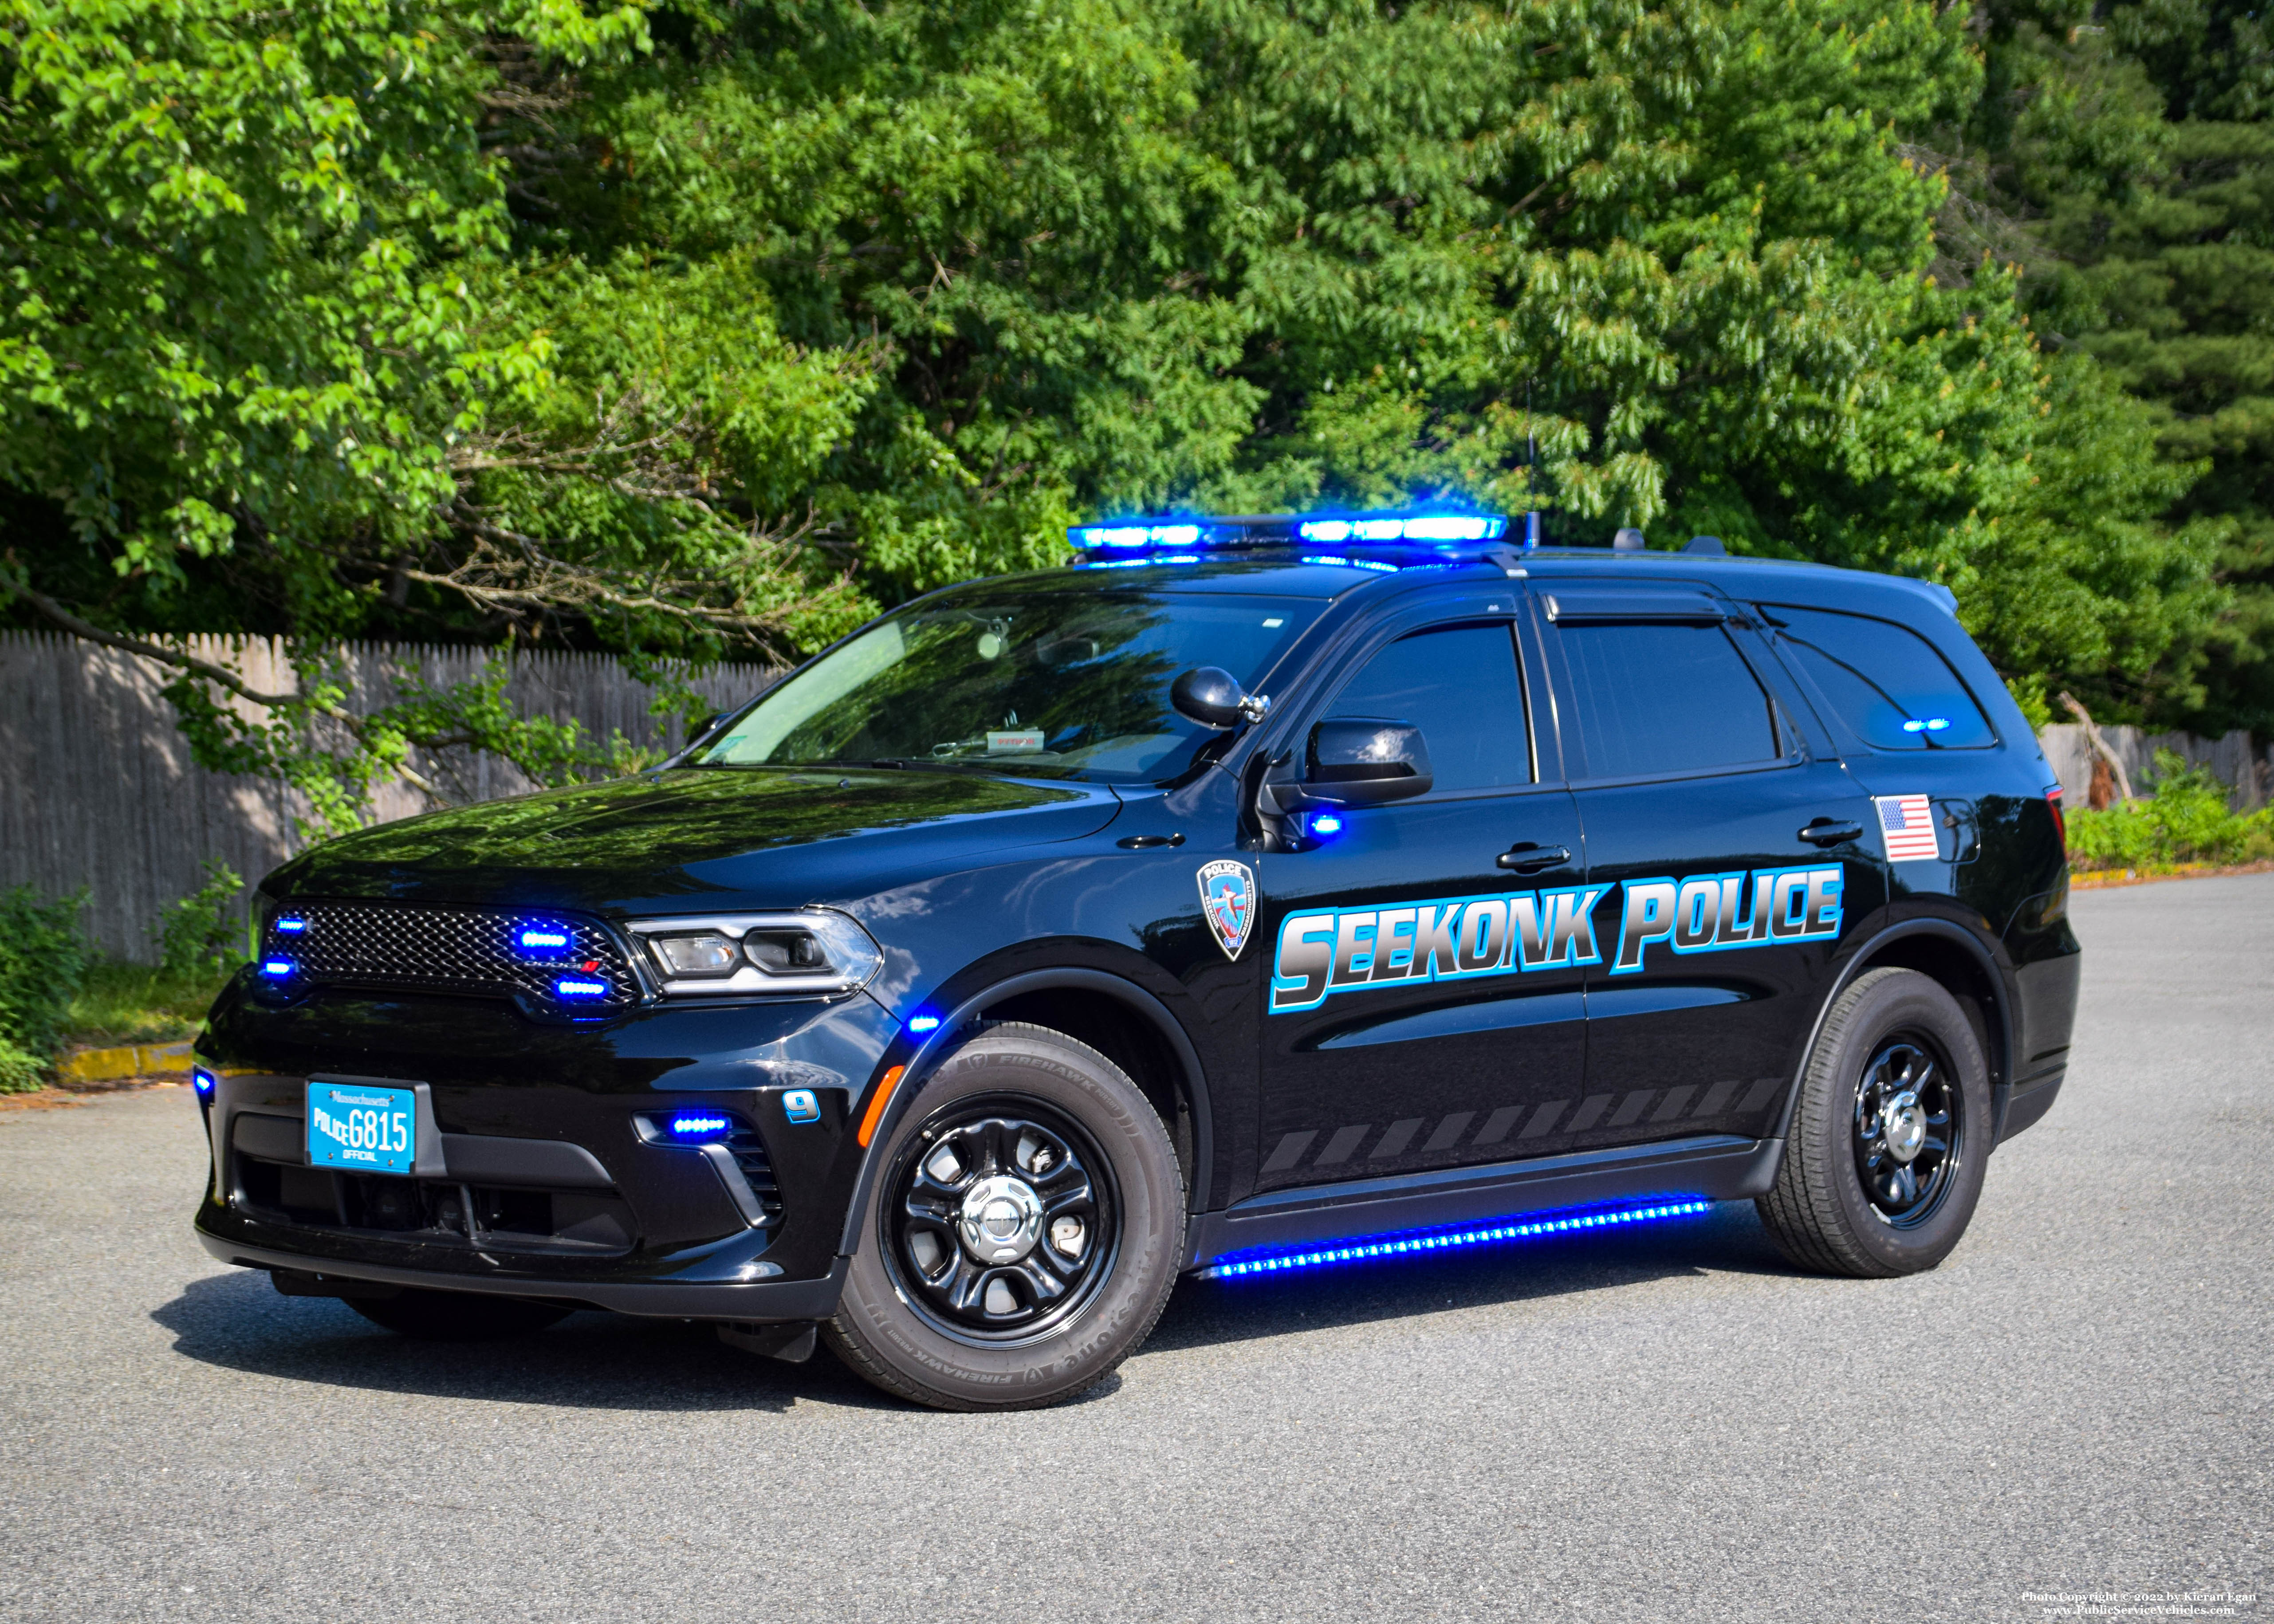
1197,859,1258,962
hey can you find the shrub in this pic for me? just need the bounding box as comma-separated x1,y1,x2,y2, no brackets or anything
2066,750,2274,871
153,859,248,979
0,885,92,1089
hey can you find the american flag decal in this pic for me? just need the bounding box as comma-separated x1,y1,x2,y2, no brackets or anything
1875,794,1940,862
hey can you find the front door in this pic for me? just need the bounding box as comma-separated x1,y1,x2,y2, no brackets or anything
1253,606,1593,1195
1534,585,1888,1152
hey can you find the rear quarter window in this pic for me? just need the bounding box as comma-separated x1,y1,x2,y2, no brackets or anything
1761,605,1995,750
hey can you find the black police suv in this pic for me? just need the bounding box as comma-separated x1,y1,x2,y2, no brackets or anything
192,512,2079,1410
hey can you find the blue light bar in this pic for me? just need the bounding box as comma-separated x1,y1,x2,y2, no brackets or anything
668,1113,732,1139
1198,1198,1714,1279
1901,717,1951,733
272,917,307,935
1299,514,1505,544
260,959,294,978
554,977,608,999
907,1014,941,1033
1070,523,1204,550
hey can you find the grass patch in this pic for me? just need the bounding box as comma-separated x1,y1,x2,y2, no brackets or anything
2067,751,2274,874
63,961,236,1050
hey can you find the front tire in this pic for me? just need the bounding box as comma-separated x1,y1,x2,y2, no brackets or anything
823,1023,1185,1411
1756,967,1991,1278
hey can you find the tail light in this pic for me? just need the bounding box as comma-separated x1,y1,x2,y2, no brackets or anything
2046,785,2066,855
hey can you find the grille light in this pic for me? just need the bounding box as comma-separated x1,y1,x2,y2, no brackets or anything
518,924,573,954
273,917,307,935
667,1114,732,1140
260,959,295,978
555,977,609,999
1199,1198,1714,1279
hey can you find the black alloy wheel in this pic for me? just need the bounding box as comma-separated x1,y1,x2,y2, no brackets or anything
822,1022,1186,1411
1757,967,1992,1278
1851,1036,1963,1227
885,1101,1119,1342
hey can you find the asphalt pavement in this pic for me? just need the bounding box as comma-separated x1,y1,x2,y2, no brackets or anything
1,875,2267,1622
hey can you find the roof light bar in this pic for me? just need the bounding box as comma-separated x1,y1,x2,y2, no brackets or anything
1066,511,1508,554
1199,1197,1713,1279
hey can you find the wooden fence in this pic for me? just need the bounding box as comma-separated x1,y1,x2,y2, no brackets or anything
2036,723,2271,811
0,633,775,958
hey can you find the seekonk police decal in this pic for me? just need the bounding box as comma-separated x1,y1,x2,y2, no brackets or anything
1271,886,1607,1014
1269,864,1846,1014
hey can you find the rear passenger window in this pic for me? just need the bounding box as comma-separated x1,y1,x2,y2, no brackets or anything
1329,624,1531,792
1557,623,1779,780
1763,606,1995,750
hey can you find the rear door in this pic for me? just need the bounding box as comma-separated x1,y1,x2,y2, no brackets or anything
1533,582,1888,1151
1252,591,1592,1194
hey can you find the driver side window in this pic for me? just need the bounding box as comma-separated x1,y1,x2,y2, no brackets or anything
1329,624,1532,793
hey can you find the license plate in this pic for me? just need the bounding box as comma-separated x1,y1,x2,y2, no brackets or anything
306,1080,417,1175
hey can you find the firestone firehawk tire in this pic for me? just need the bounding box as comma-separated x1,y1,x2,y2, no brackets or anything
822,1022,1185,1412
1757,967,1992,1278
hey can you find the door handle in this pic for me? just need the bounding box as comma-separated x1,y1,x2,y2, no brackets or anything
1798,819,1864,847
1497,843,1573,873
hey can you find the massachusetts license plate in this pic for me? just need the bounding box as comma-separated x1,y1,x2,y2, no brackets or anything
306,1080,417,1175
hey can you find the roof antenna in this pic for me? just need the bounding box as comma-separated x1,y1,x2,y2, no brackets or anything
1523,381,1541,551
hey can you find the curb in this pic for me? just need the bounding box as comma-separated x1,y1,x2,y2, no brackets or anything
59,1040,197,1083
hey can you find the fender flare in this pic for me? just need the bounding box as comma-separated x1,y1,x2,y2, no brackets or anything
1770,916,2019,1146
836,967,1215,1256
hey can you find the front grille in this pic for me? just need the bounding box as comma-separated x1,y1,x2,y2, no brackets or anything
262,901,642,1010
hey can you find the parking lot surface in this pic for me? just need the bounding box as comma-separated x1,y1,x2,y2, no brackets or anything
1,875,2267,1622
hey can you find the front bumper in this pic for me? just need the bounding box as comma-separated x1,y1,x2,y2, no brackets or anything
192,979,902,1320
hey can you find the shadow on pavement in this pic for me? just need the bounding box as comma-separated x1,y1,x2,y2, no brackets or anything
153,1202,1790,1411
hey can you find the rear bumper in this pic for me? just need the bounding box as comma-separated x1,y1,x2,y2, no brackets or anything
199,1229,849,1321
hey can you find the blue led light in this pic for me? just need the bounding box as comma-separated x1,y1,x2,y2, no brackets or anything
260,959,294,978
669,1114,732,1138
518,924,572,953
1072,523,1204,550
1198,1198,1714,1279
907,1014,941,1033
554,977,608,999
1077,553,1202,570
1310,813,1344,835
1299,554,1400,573
1901,717,1952,733
192,1068,216,1097
1298,515,1505,544
272,917,307,935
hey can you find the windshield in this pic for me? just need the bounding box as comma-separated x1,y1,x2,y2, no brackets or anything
690,586,1323,783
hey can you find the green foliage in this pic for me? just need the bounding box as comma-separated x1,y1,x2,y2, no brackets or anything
2065,749,2274,870
63,958,236,1048
0,0,2251,833
152,857,246,979
0,884,91,1087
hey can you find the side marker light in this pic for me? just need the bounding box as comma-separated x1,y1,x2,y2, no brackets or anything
193,1068,216,1097
857,1065,908,1148
906,1014,941,1033
1310,813,1344,836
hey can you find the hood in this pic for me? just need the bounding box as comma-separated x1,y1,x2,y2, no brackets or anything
265,767,1122,915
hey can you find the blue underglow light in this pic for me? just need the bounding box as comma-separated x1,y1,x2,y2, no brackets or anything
907,1014,942,1033
1199,1197,1714,1279
1310,812,1345,835
669,1114,732,1139
193,1067,216,1097
272,917,307,935
1300,554,1400,573
1901,717,1952,733
260,959,294,978
518,924,572,953
554,977,608,999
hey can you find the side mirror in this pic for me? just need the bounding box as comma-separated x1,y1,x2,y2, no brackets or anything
1301,717,1434,806
1172,667,1268,730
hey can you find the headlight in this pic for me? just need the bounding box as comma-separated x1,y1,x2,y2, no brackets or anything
626,911,884,998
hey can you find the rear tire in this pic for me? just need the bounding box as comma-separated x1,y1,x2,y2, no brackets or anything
1756,967,1990,1278
348,1289,572,1341
822,1023,1185,1411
